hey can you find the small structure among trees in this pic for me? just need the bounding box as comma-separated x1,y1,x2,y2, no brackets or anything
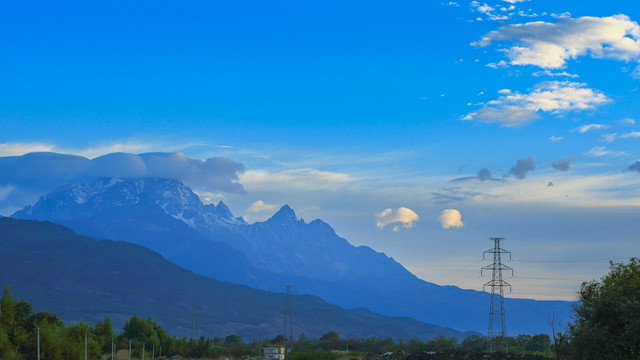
263,344,285,360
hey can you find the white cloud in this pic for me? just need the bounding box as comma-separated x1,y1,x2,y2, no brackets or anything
471,1,510,21
572,124,610,133
473,15,640,69
437,209,464,229
501,0,529,3
549,136,564,142
532,70,579,78
618,118,636,125
620,131,640,139
486,60,509,69
0,142,56,156
375,207,419,231
585,146,628,157
602,133,618,143
551,12,572,19
445,1,459,6
463,81,610,127
247,200,277,213
240,168,354,191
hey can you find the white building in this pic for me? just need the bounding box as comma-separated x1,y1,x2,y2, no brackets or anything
263,345,285,360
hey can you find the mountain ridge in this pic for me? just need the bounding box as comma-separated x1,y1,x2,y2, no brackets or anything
13,177,572,334
0,217,475,340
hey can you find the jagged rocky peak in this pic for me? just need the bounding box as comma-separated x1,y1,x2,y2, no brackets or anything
267,204,299,224
214,201,235,219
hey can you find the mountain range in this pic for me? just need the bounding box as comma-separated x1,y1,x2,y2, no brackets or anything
12,177,572,334
0,217,474,340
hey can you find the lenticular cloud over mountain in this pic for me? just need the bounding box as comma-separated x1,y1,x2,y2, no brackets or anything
0,151,245,215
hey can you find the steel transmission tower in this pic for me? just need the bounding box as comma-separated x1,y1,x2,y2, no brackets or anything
283,285,293,351
481,237,513,352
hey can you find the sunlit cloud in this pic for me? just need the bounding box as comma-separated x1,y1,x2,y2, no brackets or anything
473,15,640,70
463,82,610,127
375,207,419,231
437,209,464,229
247,200,277,213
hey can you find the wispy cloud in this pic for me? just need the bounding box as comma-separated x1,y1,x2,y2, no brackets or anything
463,81,610,127
240,168,355,193
573,124,610,133
532,70,579,78
620,131,640,139
601,133,618,143
549,136,564,142
473,15,640,70
585,146,628,157
0,139,210,159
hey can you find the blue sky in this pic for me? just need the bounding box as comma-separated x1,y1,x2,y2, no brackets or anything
2,0,640,301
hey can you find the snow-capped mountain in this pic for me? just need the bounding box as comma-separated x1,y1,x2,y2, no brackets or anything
14,178,262,286
13,177,572,334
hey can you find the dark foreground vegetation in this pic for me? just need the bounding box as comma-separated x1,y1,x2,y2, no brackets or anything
0,285,552,360
1,258,638,359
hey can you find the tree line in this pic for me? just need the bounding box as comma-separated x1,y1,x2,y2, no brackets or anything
0,285,552,359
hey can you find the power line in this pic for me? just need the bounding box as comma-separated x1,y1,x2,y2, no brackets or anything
513,257,632,263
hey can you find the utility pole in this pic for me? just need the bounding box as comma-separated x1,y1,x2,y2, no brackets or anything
283,285,293,352
191,310,199,339
481,237,513,353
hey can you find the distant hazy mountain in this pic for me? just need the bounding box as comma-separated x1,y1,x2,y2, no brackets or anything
0,217,474,340
14,177,572,334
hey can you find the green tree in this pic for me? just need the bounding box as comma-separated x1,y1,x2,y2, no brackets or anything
61,322,100,360
425,336,457,352
569,258,640,360
526,334,550,353
459,334,486,353
93,317,115,354
318,331,340,350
